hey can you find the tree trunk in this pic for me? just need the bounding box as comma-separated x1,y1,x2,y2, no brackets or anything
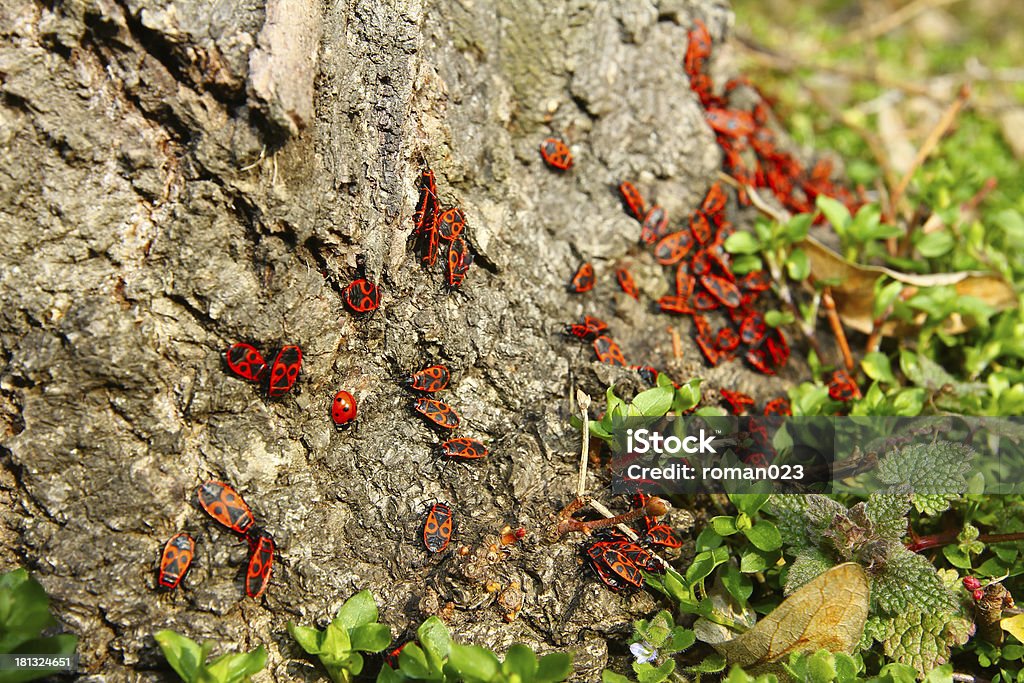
0,0,781,679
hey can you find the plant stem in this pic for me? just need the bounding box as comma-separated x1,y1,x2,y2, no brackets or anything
906,530,1024,552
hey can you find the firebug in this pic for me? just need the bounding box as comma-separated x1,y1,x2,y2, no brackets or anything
422,502,454,553
157,533,195,590
445,237,473,289
720,388,755,414
266,345,302,398
654,231,695,265
592,335,626,366
440,438,488,460
763,398,792,416
413,398,461,430
436,208,466,241
585,543,643,590
345,278,381,313
658,295,693,315
828,369,861,401
245,528,274,600
225,343,267,383
615,267,640,300
690,211,712,244
617,181,646,221
700,273,742,308
197,481,255,536
739,270,771,293
539,138,573,170
640,206,669,244
569,262,595,293
643,521,682,549
692,290,719,311
716,327,740,351
413,168,438,238
406,364,451,393
701,182,728,215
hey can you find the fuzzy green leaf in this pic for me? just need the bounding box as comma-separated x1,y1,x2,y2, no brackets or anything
872,545,959,615
877,606,970,677
865,490,912,541
876,443,973,515
783,549,833,595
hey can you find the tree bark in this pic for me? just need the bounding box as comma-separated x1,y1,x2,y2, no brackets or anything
0,0,782,679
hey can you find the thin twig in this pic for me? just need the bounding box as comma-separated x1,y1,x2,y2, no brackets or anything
838,0,961,47
576,390,591,497
890,84,971,216
822,287,855,371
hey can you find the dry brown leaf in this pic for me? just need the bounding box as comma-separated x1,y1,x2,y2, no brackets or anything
702,563,870,668
801,235,1016,335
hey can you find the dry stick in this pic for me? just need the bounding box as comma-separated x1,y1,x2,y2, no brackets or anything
822,287,855,371
889,83,972,218
669,326,683,360
576,389,591,497
838,0,961,47
734,35,935,99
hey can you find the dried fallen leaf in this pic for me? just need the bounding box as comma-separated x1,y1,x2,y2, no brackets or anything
801,235,1016,335
698,563,869,669
1001,613,1024,643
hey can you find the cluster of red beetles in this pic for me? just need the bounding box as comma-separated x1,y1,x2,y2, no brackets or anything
401,367,490,552
583,494,683,591
686,19,862,217
410,167,475,289
156,481,274,600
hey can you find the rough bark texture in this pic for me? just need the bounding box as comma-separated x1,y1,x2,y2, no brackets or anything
0,0,795,679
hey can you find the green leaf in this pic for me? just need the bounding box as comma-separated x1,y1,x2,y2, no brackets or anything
288,622,327,656
634,658,674,683
631,386,674,417
221,646,268,683
817,195,851,230
784,214,813,242
725,232,762,255
0,571,57,654
417,617,451,664
785,248,810,281
739,550,768,574
873,280,904,319
602,671,632,683
664,627,697,654
764,309,795,327
742,521,782,551
942,545,973,570
862,352,896,384
535,652,572,682
397,644,433,679
447,644,499,682
685,652,727,674
335,590,379,630
350,624,391,653
686,547,729,584
502,644,537,679
721,564,753,606
916,230,955,258
155,630,205,682
730,254,763,274
741,520,778,552
729,493,771,516
710,516,739,536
